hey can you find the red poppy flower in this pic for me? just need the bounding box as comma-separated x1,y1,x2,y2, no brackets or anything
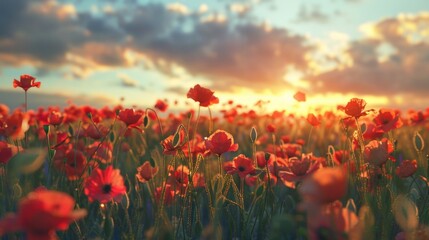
2,111,29,140
363,138,393,166
161,127,186,155
187,84,219,107
362,123,384,140
278,153,321,188
13,74,41,92
0,141,21,164
266,123,276,133
0,104,9,117
299,167,347,204
154,99,168,112
167,165,190,195
343,98,367,118
0,189,86,240
193,173,205,188
136,161,158,183
293,91,306,102
307,113,320,127
304,201,359,240
47,111,63,126
86,141,113,164
154,183,176,205
117,108,143,131
373,109,403,132
205,129,238,156
396,160,417,178
62,149,87,180
225,154,255,178
84,166,127,203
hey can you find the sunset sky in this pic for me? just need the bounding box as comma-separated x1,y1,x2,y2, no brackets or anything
0,0,428,114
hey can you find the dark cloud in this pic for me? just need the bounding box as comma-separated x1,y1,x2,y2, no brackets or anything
295,5,330,23
307,14,429,96
0,89,115,110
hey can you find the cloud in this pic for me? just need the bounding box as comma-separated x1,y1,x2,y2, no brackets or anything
295,5,330,23
307,12,429,97
0,89,116,110
118,73,138,87
0,0,311,92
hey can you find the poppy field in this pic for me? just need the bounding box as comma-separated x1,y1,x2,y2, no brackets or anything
0,75,429,240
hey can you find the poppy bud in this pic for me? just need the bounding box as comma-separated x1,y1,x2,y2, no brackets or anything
143,115,149,128
43,125,50,135
413,131,424,152
264,152,271,162
250,127,257,143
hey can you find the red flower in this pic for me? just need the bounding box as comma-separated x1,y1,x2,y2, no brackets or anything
307,113,320,127
373,109,403,132
154,99,168,112
84,166,126,203
299,167,347,204
363,138,393,166
266,123,276,133
2,111,29,140
154,183,176,205
293,91,306,102
86,141,113,164
225,154,255,178
205,129,238,156
343,98,367,118
0,189,86,240
278,153,321,188
13,74,41,92
167,165,190,195
136,162,158,183
396,160,417,178
0,141,21,164
187,84,219,107
47,111,63,126
161,127,186,155
117,108,143,131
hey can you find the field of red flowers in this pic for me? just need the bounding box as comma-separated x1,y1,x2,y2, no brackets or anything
0,75,428,239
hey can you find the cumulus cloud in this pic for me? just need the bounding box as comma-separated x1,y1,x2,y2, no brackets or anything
307,13,429,96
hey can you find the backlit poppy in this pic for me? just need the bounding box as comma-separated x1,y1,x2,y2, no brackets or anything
205,129,238,156
0,141,21,164
363,138,393,166
225,154,255,178
13,74,41,92
293,91,306,102
136,161,158,183
154,99,168,112
344,98,367,119
187,84,219,107
373,109,403,132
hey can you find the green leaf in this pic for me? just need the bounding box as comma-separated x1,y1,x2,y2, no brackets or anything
8,148,47,175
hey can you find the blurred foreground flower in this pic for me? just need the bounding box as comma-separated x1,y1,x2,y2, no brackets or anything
0,189,86,240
